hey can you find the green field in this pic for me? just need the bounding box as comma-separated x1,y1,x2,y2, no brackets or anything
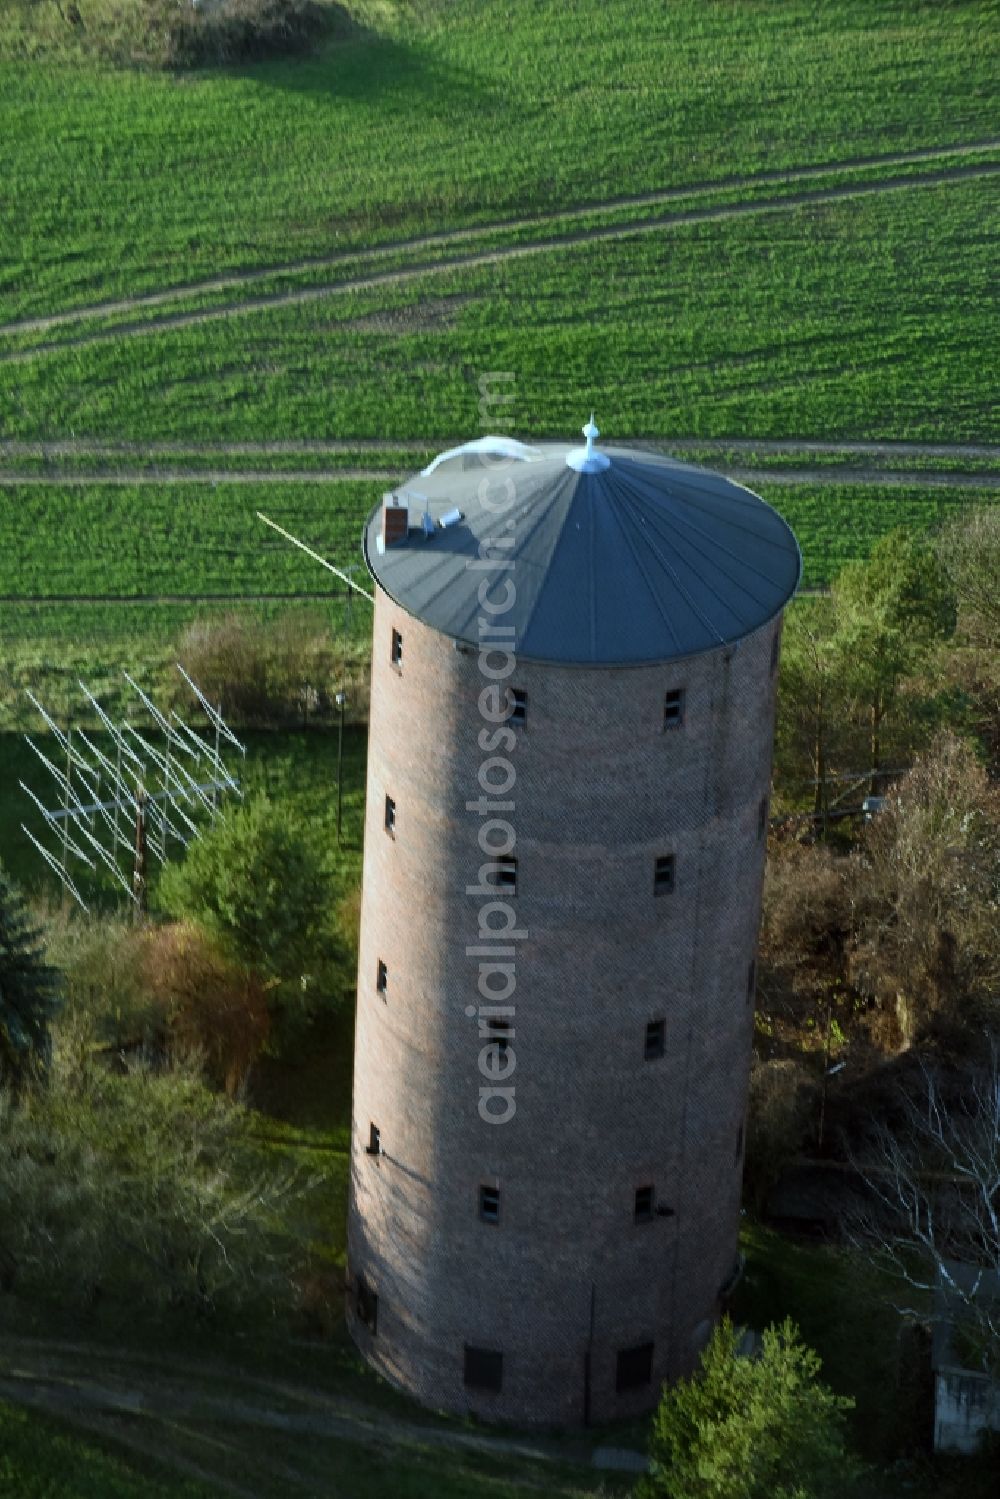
1,0,997,693
0,478,992,626
3,178,998,444
0,1400,211,1499
2,0,998,321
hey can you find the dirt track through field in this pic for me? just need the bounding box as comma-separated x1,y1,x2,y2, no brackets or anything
1,151,998,365
1,437,998,461
0,465,994,489
0,1333,598,1496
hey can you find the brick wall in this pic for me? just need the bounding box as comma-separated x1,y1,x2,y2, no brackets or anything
346,586,782,1425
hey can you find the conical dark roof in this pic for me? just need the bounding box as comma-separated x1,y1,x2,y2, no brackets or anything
363,436,801,666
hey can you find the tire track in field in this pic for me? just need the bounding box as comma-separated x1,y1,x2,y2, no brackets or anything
0,1335,593,1485
2,155,999,365
1,437,998,462
2,138,997,343
0,466,994,488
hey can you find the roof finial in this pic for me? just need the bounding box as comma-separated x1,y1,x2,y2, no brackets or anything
584,413,599,463
566,412,611,474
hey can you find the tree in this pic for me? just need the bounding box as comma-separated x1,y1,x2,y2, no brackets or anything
641,1317,860,1499
833,531,956,790
774,597,852,824
936,504,1000,646
158,796,340,1019
848,732,1000,1042
0,864,60,1088
848,1040,1000,1377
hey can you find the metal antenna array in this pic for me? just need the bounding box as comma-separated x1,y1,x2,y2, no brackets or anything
20,668,245,915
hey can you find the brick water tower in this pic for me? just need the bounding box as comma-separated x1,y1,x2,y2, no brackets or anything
346,422,800,1426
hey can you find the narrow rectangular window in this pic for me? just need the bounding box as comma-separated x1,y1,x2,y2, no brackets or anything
757,797,768,840
507,687,527,727
663,688,685,728
490,857,517,895
384,795,396,834
376,959,388,997
390,628,403,668
356,1276,378,1333
464,1345,503,1392
366,1123,381,1156
770,627,781,676
616,1342,654,1392
746,958,756,1006
488,1018,512,1054
654,855,675,896
634,1185,655,1224
479,1184,501,1224
644,1019,666,1061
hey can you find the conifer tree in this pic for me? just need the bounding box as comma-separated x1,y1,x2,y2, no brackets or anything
0,864,60,1087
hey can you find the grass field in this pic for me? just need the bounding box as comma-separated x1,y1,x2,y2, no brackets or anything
2,1,997,320
0,477,992,630
0,1400,211,1499
0,0,996,707
3,177,997,444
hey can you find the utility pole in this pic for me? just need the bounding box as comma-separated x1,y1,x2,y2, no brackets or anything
132,785,148,922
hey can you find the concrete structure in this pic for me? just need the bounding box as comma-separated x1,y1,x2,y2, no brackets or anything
346,429,801,1425
932,1263,1000,1454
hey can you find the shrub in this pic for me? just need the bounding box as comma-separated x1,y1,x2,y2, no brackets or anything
641,1317,861,1499
139,921,270,1094
176,610,337,728
7,0,334,69
0,1025,310,1318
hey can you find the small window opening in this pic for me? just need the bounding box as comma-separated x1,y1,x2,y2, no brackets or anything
654,855,675,896
664,688,685,728
384,795,396,834
489,857,517,895
479,1184,501,1224
390,628,403,668
634,1185,655,1224
616,1342,654,1392
366,1123,381,1156
376,959,388,997
488,1018,512,1054
644,1019,666,1061
356,1276,378,1333
464,1345,503,1392
507,687,527,727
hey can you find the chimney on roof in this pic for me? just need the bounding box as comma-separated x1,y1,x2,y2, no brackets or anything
381,493,409,548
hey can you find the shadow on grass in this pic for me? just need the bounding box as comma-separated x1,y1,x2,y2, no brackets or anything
239,11,499,117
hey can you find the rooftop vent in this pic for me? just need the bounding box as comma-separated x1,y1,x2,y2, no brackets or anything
439,507,463,529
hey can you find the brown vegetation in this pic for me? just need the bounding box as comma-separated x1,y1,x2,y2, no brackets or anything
176,610,338,727
12,0,333,69
138,920,271,1095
